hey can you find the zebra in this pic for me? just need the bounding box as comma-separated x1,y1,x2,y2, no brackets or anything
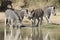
5,8,29,28
5,9,20,28
14,8,29,23
44,6,56,24
28,8,44,27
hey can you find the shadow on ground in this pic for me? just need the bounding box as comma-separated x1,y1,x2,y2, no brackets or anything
0,31,4,40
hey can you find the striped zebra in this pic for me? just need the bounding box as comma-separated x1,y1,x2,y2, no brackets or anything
28,8,44,27
44,6,56,24
5,8,29,28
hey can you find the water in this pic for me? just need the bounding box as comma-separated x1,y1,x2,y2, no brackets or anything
0,31,4,40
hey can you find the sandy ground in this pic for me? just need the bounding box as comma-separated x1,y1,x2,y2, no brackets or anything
0,12,5,22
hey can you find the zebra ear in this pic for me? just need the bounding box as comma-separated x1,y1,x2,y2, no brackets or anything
31,9,34,13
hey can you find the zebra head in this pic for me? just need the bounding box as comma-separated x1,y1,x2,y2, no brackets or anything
20,9,29,17
51,6,56,16
28,9,34,20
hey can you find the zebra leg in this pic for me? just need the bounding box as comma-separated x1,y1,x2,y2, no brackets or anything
48,15,51,23
45,16,49,24
32,19,36,27
36,18,42,27
48,18,50,24
6,19,8,25
39,17,42,25
16,19,22,29
36,19,39,27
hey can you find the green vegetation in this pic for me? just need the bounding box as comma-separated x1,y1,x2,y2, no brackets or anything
40,24,60,29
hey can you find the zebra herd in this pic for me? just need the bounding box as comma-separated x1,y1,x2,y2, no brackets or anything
5,6,56,28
